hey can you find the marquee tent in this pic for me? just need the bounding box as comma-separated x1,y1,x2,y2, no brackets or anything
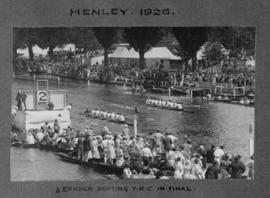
109,46,181,69
54,43,75,52
17,45,48,59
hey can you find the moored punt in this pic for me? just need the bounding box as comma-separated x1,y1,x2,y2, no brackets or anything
11,141,23,147
56,153,124,176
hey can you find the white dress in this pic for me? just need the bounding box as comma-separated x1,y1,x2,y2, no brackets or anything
174,161,184,179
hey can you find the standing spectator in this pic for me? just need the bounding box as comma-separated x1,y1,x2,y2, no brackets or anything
77,133,84,161
16,91,22,111
107,135,116,165
141,143,152,167
220,154,232,179
48,102,54,110
90,136,100,162
206,144,216,164
205,161,220,179
53,120,60,134
174,157,184,179
21,91,27,110
192,158,204,179
214,145,225,165
83,134,91,162
198,145,207,168
229,155,246,179
183,139,192,159
163,133,172,158
246,155,254,179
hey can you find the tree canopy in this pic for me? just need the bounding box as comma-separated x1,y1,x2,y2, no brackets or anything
173,27,209,71
123,27,165,68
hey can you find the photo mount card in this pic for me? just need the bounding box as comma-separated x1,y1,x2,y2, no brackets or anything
0,0,270,198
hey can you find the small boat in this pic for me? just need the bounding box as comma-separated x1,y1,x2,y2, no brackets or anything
170,87,188,96
151,87,169,94
11,141,23,147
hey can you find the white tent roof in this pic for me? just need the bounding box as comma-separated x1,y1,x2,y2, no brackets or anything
54,43,75,52
111,47,181,60
120,47,139,58
17,45,48,58
145,47,181,60
109,46,129,58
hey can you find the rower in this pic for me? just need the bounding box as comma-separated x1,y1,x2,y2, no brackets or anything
119,114,125,122
162,100,166,107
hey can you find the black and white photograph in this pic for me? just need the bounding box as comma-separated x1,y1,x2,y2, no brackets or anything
11,27,255,181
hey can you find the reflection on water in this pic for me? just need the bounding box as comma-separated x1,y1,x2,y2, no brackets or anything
11,79,254,181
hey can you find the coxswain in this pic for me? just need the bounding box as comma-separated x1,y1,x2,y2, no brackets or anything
122,124,130,139
135,105,139,113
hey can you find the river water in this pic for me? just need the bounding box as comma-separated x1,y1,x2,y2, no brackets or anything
11,78,254,181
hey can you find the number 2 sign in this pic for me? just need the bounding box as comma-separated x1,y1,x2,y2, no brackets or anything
37,90,48,103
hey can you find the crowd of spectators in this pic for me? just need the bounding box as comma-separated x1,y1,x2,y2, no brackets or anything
14,58,255,91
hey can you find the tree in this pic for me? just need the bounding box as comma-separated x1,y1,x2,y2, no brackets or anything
123,27,165,69
208,27,255,67
36,28,69,60
202,42,227,65
201,42,227,75
67,27,100,59
173,27,209,71
92,27,119,81
13,28,38,60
